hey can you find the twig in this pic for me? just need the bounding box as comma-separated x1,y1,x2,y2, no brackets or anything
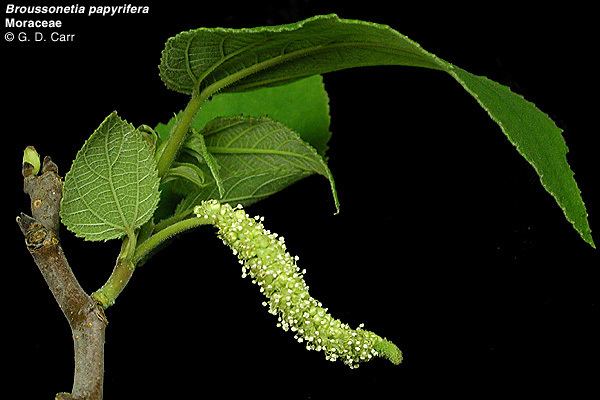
18,154,107,400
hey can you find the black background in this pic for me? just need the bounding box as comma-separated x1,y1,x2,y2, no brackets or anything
4,1,599,398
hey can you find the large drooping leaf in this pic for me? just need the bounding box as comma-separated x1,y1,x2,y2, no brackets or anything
156,75,331,154
173,116,338,220
159,14,443,95
60,112,160,241
159,14,594,247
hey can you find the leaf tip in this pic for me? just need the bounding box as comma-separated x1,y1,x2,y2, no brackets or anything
324,167,340,215
332,195,340,216
583,233,596,249
216,182,226,199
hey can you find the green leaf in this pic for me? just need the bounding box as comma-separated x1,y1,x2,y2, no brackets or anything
185,129,225,197
23,146,40,175
155,75,331,154
159,14,594,246
176,116,338,218
449,67,594,247
138,124,159,152
159,14,443,95
162,162,206,190
60,112,161,241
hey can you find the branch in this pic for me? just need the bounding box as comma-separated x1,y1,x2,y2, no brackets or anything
18,153,107,400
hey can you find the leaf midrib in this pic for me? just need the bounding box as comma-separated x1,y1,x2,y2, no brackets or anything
104,121,130,231
202,119,247,137
194,37,271,87
197,40,444,97
207,146,322,168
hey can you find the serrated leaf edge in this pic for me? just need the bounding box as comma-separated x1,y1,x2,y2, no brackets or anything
60,111,161,242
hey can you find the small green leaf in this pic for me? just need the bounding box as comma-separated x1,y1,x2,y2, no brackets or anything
162,162,206,190
155,75,331,154
23,146,40,175
185,129,225,197
159,14,593,246
138,124,158,151
60,112,160,241
176,116,338,218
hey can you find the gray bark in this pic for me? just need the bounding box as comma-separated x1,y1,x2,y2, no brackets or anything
18,155,107,400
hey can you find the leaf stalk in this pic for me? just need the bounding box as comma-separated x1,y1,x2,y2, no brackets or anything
133,217,210,265
156,91,208,177
92,234,137,308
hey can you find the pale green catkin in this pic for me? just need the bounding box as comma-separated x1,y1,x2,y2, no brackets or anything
194,200,402,368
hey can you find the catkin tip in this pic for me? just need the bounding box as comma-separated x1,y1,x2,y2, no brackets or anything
375,338,402,365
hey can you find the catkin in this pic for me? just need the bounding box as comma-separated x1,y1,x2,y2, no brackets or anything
195,200,401,368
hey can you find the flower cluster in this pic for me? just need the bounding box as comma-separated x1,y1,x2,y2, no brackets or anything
194,200,402,368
